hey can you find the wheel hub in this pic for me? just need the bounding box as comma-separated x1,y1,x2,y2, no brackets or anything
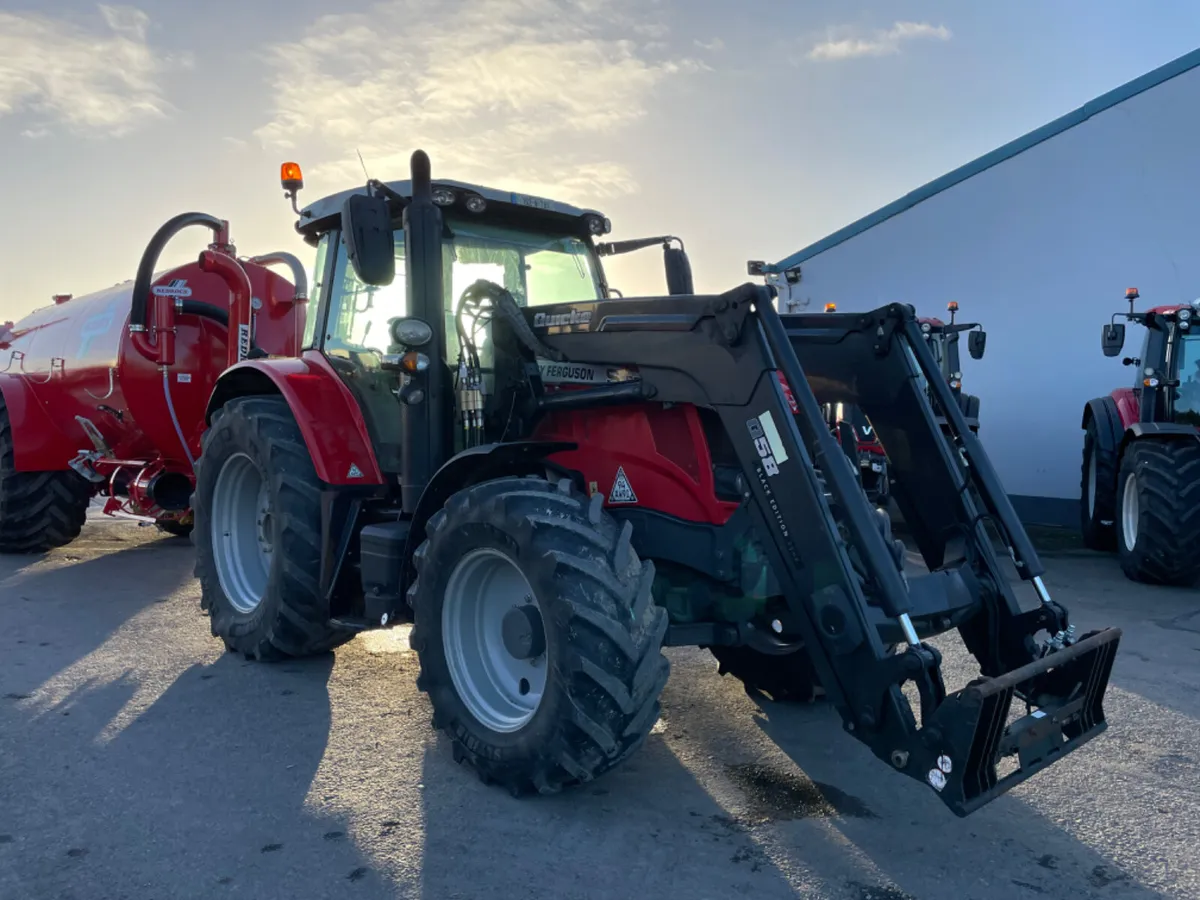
1122,471,1139,549
210,452,272,615
441,548,548,733
501,604,546,660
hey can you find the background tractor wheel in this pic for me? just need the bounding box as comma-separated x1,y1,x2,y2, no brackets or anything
193,396,356,660
1080,417,1118,551
711,502,904,703
408,475,670,795
710,644,823,702
1115,438,1200,586
0,393,92,554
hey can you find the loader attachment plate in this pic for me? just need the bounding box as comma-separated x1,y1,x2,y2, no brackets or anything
920,627,1120,816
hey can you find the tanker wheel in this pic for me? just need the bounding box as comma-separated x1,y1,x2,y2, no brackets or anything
193,396,356,660
156,520,193,540
0,394,92,554
1114,437,1200,586
408,475,670,796
1079,417,1118,552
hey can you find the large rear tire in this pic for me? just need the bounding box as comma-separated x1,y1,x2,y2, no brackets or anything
1115,438,1200,586
193,396,356,660
408,475,670,795
1080,417,1118,552
0,394,92,553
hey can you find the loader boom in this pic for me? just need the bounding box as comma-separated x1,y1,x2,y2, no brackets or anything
515,289,1119,815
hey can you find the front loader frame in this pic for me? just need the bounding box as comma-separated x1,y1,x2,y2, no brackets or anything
479,285,1120,816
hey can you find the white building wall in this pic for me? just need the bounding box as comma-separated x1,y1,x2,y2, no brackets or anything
786,64,1200,524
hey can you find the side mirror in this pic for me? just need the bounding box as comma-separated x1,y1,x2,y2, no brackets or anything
341,193,395,286
664,246,694,295
968,329,986,360
1102,323,1126,357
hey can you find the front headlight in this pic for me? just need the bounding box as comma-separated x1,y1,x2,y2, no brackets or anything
390,317,434,347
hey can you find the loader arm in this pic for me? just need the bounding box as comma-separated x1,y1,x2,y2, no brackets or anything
522,284,1119,816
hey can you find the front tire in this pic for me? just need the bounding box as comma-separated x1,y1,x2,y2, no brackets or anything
1080,417,1118,551
408,475,670,795
1115,438,1200,586
193,396,356,660
0,393,92,553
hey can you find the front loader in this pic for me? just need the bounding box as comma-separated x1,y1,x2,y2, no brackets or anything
190,150,1120,817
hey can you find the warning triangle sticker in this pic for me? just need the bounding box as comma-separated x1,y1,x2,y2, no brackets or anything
609,466,637,504
347,463,364,479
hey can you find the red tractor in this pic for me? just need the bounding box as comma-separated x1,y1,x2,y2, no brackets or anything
1080,287,1200,585
918,301,987,433
0,214,309,551
1,152,1121,819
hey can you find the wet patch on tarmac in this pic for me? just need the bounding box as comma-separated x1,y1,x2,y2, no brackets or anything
725,763,877,821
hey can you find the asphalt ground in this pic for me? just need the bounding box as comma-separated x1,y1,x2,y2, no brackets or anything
1,511,1198,900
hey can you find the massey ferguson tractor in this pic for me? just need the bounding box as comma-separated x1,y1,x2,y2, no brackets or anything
1079,287,1200,585
0,212,310,551
0,152,1121,818
185,150,1122,817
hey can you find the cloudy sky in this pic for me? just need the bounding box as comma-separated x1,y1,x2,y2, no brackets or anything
1,1,1198,322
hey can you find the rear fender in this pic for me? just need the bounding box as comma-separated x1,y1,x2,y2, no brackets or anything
205,351,384,485
0,375,78,471
1123,422,1200,450
1082,396,1124,462
400,440,578,591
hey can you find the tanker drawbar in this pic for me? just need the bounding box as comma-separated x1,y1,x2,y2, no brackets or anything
0,212,309,551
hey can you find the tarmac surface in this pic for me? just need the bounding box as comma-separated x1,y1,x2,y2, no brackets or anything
1,511,1198,900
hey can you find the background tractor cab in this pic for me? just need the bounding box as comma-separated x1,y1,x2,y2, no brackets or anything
916,301,987,431
1080,287,1200,585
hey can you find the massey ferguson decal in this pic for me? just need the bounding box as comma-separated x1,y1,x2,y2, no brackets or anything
536,359,639,385
532,309,592,329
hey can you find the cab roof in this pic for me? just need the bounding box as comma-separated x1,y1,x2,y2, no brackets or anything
296,178,607,239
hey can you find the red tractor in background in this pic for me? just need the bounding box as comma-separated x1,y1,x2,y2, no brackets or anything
818,300,988,507
918,301,987,434
1080,287,1200,585
0,212,310,552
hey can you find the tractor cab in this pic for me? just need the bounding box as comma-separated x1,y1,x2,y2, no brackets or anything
1101,288,1200,428
917,302,986,429
285,163,694,481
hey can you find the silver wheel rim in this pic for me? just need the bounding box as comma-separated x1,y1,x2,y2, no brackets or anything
1121,471,1139,550
442,548,547,733
1087,448,1097,517
211,452,273,615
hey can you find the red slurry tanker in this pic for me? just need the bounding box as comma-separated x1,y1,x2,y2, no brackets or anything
0,211,309,550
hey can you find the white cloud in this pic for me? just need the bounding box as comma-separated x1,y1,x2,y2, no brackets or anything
0,4,180,137
253,0,705,203
807,21,951,61
694,37,725,52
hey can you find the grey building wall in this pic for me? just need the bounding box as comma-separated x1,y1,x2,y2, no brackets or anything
763,49,1200,528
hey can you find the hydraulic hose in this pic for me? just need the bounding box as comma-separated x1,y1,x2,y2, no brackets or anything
130,212,227,335
246,252,309,301
177,300,229,328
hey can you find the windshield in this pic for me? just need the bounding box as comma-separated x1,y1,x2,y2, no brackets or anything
1176,332,1200,425
316,219,604,472
322,220,602,357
